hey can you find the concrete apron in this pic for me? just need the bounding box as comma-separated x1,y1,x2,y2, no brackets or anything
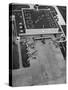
30,40,65,84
